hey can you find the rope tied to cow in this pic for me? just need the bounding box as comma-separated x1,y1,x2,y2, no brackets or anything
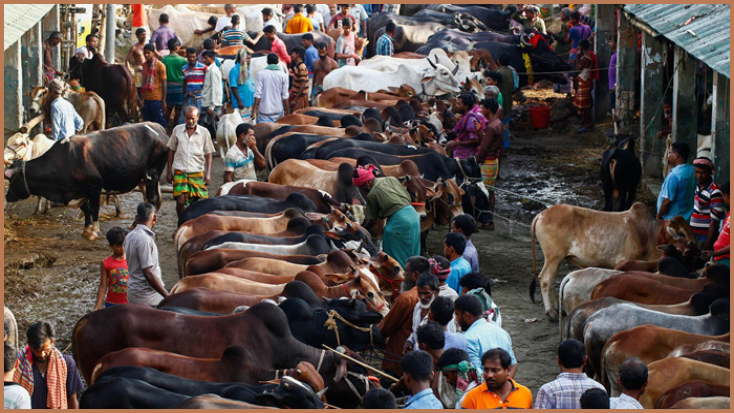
323,310,375,349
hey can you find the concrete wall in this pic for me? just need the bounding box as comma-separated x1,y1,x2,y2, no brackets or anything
616,12,638,131
711,72,730,183
639,32,666,178
4,41,23,138
593,4,614,122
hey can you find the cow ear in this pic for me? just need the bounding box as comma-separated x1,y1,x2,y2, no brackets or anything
334,356,348,382
421,76,434,83
354,275,362,284
426,187,437,197
360,311,384,324
324,231,342,240
4,168,15,180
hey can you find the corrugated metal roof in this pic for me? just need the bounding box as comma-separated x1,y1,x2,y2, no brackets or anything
4,4,55,51
625,4,730,78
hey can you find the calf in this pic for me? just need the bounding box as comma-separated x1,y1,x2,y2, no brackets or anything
601,136,641,211
530,202,697,320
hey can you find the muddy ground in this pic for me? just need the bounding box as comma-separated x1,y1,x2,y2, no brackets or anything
3,90,654,397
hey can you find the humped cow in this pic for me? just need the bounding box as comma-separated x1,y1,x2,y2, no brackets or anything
322,61,461,96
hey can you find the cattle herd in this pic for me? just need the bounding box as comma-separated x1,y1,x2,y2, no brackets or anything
3,3,730,410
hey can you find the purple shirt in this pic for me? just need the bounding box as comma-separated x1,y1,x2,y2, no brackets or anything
453,106,485,160
28,354,84,409
608,52,617,91
150,24,181,56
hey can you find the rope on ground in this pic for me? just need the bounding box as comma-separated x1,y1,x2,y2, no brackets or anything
490,210,533,229
490,186,557,208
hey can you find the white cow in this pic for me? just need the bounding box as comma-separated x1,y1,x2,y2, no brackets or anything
4,133,55,214
323,61,461,96
360,49,477,86
216,110,244,159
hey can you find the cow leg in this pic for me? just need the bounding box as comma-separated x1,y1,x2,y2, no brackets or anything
80,201,96,240
89,195,102,240
112,195,122,217
616,188,628,211
420,230,429,256
624,186,638,212
537,257,563,321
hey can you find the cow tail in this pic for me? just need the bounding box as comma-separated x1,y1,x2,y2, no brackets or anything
177,246,185,280
71,317,88,381
558,276,567,340
92,93,106,130
599,340,611,390
529,214,539,303
127,71,138,121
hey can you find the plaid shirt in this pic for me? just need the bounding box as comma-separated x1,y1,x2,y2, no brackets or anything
375,33,394,56
610,393,643,409
534,372,606,409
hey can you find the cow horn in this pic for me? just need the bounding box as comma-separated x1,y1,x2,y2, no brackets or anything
427,58,437,69
452,65,459,76
316,387,329,398
434,55,440,64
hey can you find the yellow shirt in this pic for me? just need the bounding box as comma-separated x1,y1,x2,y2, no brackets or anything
461,378,533,409
286,14,314,34
142,60,167,101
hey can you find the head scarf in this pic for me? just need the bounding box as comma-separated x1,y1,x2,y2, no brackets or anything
429,257,451,281
439,360,479,406
236,47,249,85
693,157,714,170
484,85,500,96
352,164,378,187
49,77,66,94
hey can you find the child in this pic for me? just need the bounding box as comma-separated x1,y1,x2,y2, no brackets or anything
93,227,130,310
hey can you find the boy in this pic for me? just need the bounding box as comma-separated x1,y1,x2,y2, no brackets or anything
94,227,130,311
140,44,168,128
5,343,31,409
162,38,187,133
392,351,443,409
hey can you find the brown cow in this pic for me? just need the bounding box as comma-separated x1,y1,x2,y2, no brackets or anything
268,159,364,206
276,114,321,125
30,86,106,133
186,250,325,277
600,325,730,395
172,394,278,409
639,357,730,408
670,396,730,409
158,288,265,313
678,350,730,369
591,275,718,305
655,380,730,409
225,250,358,277
217,181,345,213
530,203,698,320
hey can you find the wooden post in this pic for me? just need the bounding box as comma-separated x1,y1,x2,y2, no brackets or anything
639,32,665,178
711,72,730,183
616,12,638,131
593,4,613,123
671,46,698,153
4,41,23,139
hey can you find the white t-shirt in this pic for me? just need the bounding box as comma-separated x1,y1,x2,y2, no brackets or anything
75,46,93,60
224,145,257,181
308,12,325,30
4,383,31,409
216,14,243,32
263,18,283,33
349,4,369,36
316,4,332,25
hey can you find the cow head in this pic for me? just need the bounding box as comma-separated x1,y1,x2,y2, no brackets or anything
324,221,378,256
4,133,31,166
366,251,405,297
421,60,461,96
255,376,325,409
662,216,699,255
461,181,493,225
343,275,389,316
28,86,49,118
4,161,31,202
429,178,466,226
322,297,386,349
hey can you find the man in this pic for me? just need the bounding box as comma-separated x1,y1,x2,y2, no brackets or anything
534,339,606,409
5,343,31,409
511,5,546,34
349,3,369,38
181,47,207,123
194,16,218,38
127,28,150,98
353,165,420,268
312,41,338,102
454,294,517,380
289,46,310,111
375,22,396,56
406,274,446,351
254,53,290,123
363,388,397,409
14,322,83,409
335,19,360,67
149,13,181,57
378,256,428,376
223,123,265,183
690,157,724,249
451,215,479,271
317,4,335,27
286,5,314,34
429,296,466,351
429,256,458,302
262,8,283,33
416,322,445,365
549,8,572,96
125,203,170,305
495,54,514,149
141,44,168,128
448,94,484,159
282,4,295,27
574,39,598,133
200,50,223,130
74,33,99,62
47,78,84,142
395,351,443,409
459,272,502,327
215,4,241,34
657,142,696,221
167,106,215,217
162,38,187,132
435,348,478,409
222,15,263,47
568,11,593,68
445,232,472,293
263,25,291,64
461,348,533,409
609,358,647,409
581,388,610,409
306,5,325,32
608,37,618,118
709,181,730,267
328,4,357,31
42,32,64,83
476,97,504,230
229,48,255,120
302,33,320,84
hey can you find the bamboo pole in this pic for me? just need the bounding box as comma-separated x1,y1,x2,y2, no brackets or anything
19,114,45,134
322,344,399,383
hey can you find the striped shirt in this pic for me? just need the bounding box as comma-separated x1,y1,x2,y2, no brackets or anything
691,180,724,241
375,33,394,56
27,354,84,409
221,28,249,46
290,61,309,95
183,62,207,97
534,372,606,409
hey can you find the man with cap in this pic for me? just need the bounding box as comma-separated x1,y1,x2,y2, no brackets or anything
47,79,84,142
353,164,420,269
430,256,459,302
690,157,724,249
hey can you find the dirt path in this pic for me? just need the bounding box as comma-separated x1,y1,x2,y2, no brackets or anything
3,112,654,397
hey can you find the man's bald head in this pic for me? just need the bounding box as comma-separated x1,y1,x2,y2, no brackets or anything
184,105,199,117
619,357,648,391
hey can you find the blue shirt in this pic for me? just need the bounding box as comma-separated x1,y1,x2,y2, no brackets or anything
444,331,468,351
657,163,696,221
404,388,443,409
464,318,517,381
51,97,84,141
463,240,480,273
304,45,319,78
229,64,255,108
447,257,472,293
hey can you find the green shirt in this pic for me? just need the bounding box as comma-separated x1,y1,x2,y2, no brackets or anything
162,54,187,84
496,66,514,116
365,177,412,221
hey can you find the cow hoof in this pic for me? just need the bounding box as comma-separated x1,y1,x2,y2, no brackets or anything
546,312,559,323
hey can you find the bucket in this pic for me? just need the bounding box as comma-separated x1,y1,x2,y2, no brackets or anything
529,105,551,129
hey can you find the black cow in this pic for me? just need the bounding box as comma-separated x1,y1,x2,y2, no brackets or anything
280,297,385,351
82,367,324,409
299,109,364,125
257,125,298,154
76,53,138,126
461,181,493,225
268,133,374,168
303,137,436,160
425,5,515,31
4,123,168,240
368,13,448,55
601,136,642,211
177,193,318,226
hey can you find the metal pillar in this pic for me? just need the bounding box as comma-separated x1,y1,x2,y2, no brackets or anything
711,72,730,183
616,12,638,131
639,32,665,178
4,41,23,138
672,46,698,152
593,4,613,122
105,4,117,62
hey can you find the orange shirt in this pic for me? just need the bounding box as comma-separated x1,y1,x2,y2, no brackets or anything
461,378,533,409
286,14,314,34
142,60,167,101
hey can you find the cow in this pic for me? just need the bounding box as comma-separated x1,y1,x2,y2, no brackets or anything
529,202,698,320
424,5,515,31
601,136,642,211
203,234,333,256
670,396,730,409
639,357,730,409
159,284,322,314
219,181,345,213
655,381,731,409
583,299,729,383
4,132,55,215
75,53,138,126
29,85,106,133
72,302,378,408
177,193,318,226
678,350,731,369
216,111,244,159
172,394,277,409
268,159,365,206
322,62,461,97
4,123,167,240
82,366,325,409
225,250,359,278
265,133,362,169
590,275,723,304
367,13,450,55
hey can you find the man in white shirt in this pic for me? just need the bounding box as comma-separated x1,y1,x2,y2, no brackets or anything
261,8,283,33
349,3,369,38
47,78,84,142
316,4,332,28
215,4,242,33
74,33,99,61
223,123,266,183
609,358,647,409
405,274,456,350
200,50,223,131
253,53,289,123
